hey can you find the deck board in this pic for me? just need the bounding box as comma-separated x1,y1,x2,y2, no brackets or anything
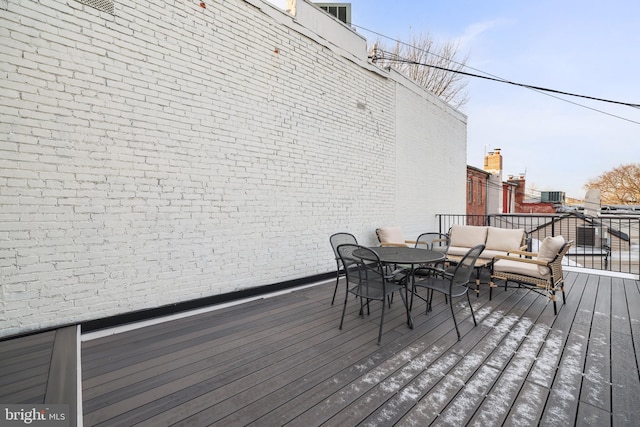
610,277,640,425
581,275,611,412
1,269,639,426
80,270,639,426
0,330,55,404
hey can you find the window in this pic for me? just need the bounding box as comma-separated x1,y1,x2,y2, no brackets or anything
315,3,352,24
468,178,473,202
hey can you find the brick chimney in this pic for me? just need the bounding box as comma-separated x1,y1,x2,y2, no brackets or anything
508,174,526,211
484,148,503,174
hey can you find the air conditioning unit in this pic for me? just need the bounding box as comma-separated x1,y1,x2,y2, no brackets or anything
541,191,565,203
315,2,352,24
576,226,596,247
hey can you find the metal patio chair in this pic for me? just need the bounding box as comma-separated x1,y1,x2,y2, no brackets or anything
411,244,485,340
337,243,412,345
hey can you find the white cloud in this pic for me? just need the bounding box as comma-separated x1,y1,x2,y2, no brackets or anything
455,19,512,50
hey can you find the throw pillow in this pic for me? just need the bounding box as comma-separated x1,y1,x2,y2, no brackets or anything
377,226,406,245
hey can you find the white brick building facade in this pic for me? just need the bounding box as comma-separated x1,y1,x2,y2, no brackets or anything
0,0,466,337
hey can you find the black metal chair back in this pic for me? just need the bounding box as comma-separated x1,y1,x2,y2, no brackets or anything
451,244,485,289
329,232,357,304
414,232,451,253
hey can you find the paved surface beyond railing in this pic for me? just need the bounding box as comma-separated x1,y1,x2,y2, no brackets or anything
437,213,640,276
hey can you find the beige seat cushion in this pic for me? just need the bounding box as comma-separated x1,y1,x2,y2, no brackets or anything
449,225,487,248
377,226,406,245
493,258,550,280
485,227,524,252
448,247,500,259
537,235,565,274
481,249,513,259
447,246,471,257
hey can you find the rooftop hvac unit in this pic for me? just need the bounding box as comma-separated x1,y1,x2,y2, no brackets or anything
577,226,596,247
541,191,565,203
315,3,352,24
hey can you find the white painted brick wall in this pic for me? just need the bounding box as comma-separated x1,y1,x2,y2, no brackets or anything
0,0,466,337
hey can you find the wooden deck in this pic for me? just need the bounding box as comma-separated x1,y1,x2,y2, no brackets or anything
0,326,78,426
2,270,640,426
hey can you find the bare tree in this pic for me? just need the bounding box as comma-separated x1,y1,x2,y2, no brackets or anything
585,163,640,204
371,31,470,109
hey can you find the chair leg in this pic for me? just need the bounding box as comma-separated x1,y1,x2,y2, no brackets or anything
358,296,366,316
467,291,477,326
339,291,349,330
331,265,340,305
360,298,373,317
450,297,460,340
398,289,413,329
410,285,428,313
378,299,385,345
409,284,415,311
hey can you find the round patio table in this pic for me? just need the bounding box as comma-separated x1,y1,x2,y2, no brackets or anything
353,246,446,329
354,246,445,266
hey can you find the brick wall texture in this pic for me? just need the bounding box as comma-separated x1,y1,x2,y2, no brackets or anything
0,0,467,336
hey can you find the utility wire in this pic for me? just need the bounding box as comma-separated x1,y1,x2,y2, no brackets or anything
373,49,640,108
376,52,640,125
354,24,640,124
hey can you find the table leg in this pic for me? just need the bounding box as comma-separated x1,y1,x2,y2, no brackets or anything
405,270,414,329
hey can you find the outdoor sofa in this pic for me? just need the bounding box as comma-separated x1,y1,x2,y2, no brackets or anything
446,224,528,294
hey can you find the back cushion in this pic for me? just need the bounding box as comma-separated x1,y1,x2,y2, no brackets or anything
377,226,405,244
537,235,566,274
485,227,525,251
449,225,487,247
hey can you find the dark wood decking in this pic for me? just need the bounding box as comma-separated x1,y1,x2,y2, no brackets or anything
0,326,78,426
78,271,640,426
2,271,639,426
0,330,56,404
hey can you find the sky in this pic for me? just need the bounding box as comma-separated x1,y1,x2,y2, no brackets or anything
267,0,640,200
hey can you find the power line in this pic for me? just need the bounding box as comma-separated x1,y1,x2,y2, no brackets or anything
353,24,640,124
374,49,640,108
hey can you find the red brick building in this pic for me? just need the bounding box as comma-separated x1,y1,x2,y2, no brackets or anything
466,166,490,224
467,149,560,218
508,175,557,213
